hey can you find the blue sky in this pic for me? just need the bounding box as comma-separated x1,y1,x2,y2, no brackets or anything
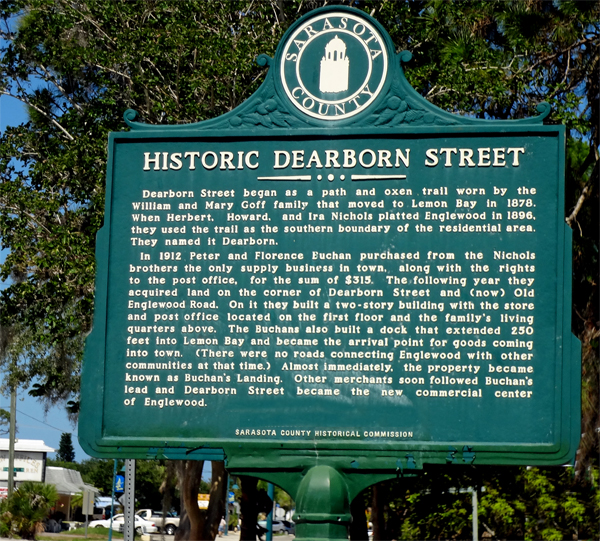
0,93,88,462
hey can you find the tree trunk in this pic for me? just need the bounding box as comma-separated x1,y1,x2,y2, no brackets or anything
372,484,386,541
203,461,228,540
240,476,259,541
175,460,205,541
161,460,177,524
349,492,369,541
175,508,191,541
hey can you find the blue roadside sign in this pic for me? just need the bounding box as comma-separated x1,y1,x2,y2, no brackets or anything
114,475,125,493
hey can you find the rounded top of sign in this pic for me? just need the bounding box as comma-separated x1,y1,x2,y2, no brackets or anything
276,7,392,122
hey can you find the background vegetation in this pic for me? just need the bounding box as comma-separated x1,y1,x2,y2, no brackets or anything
0,481,58,539
0,1,597,539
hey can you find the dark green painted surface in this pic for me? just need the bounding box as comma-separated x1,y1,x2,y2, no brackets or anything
79,6,579,472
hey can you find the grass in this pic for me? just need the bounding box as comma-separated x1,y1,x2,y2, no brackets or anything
37,526,124,541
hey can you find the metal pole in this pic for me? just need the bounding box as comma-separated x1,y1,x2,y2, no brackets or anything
266,483,274,541
472,487,478,541
108,460,117,541
84,489,89,539
124,460,135,541
7,387,16,498
224,473,229,536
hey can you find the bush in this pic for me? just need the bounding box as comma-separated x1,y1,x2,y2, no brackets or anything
0,481,58,539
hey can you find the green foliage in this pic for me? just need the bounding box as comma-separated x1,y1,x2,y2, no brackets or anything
256,480,294,513
39,531,124,541
134,460,167,510
366,464,599,540
227,512,238,529
368,466,477,540
372,0,599,134
0,0,596,441
0,407,10,435
0,0,290,407
38,526,125,541
0,481,58,539
518,467,599,541
69,492,83,516
0,2,598,539
45,457,78,470
55,432,75,463
64,458,115,495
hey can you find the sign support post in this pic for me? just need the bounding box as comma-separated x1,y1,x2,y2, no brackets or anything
294,465,351,540
472,487,478,541
108,459,117,541
123,460,135,541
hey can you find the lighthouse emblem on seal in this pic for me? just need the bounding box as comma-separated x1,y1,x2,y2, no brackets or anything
280,11,389,121
320,36,349,93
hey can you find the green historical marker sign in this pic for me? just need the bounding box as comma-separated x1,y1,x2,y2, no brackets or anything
80,6,580,539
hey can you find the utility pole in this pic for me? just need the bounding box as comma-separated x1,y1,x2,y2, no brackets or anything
7,386,16,497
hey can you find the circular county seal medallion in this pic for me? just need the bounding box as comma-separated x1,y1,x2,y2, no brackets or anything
280,11,389,121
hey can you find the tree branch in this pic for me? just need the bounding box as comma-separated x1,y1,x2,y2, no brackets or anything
36,64,84,113
61,0,117,48
92,63,133,83
0,91,75,141
566,157,599,228
0,202,55,237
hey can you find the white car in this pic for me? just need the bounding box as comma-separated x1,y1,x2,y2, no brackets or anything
258,520,287,534
89,514,159,534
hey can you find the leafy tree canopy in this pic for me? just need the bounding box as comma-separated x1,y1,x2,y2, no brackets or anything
0,0,291,409
0,408,10,435
0,0,595,410
55,431,75,463
363,464,599,540
0,2,597,538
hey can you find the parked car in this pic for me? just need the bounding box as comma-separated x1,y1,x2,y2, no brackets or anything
89,514,158,535
281,520,295,534
88,517,112,529
136,509,180,535
258,520,287,534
